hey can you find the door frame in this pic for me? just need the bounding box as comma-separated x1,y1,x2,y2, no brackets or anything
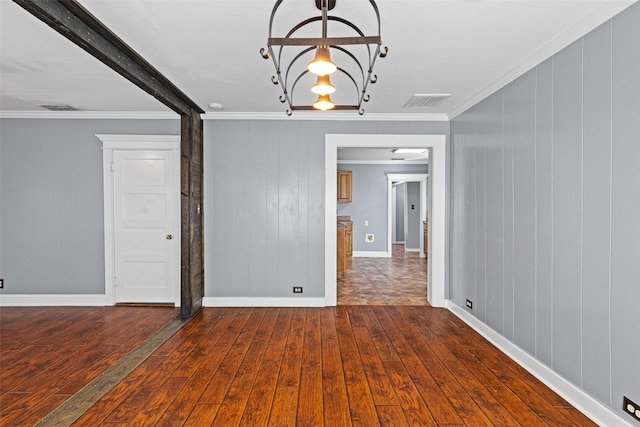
98,134,181,306
325,134,447,307
387,174,428,257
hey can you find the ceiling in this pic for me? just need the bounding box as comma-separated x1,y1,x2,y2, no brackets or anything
0,0,635,120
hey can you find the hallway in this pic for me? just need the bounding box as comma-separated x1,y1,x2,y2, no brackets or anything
338,244,428,305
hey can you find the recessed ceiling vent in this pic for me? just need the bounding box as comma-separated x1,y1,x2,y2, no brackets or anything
402,94,450,108
39,104,79,111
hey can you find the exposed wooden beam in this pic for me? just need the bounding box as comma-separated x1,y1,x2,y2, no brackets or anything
13,0,204,115
180,111,204,319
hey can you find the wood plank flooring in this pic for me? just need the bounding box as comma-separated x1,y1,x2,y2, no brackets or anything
0,306,178,426
338,244,428,305
1,305,597,426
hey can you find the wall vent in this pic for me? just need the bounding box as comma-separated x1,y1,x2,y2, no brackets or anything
402,94,450,108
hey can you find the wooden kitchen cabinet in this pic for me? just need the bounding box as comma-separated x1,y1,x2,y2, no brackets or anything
344,221,353,258
337,170,352,202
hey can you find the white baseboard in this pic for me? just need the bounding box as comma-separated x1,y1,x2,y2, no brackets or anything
0,294,108,306
202,297,327,307
352,251,390,258
405,248,420,252
445,301,632,427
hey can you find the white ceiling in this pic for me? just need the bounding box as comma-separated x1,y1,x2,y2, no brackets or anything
0,0,636,120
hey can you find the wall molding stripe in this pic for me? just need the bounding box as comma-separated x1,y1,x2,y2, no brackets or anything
0,111,178,120
201,112,450,121
446,301,633,427
202,297,326,307
0,294,108,306
0,110,450,122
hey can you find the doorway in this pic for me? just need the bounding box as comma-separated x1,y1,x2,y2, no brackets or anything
325,134,447,307
99,135,181,305
387,174,428,258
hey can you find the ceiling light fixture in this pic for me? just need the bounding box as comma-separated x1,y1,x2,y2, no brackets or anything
260,0,387,115
392,148,428,154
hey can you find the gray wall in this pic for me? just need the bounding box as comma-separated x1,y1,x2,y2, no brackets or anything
204,120,448,298
449,2,640,419
0,118,179,294
337,163,427,253
395,183,405,242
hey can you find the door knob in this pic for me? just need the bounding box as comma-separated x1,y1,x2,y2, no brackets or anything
166,234,173,240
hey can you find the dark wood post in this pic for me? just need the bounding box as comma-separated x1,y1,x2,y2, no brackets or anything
180,111,204,319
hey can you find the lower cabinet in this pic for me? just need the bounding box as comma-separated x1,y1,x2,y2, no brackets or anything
344,221,352,258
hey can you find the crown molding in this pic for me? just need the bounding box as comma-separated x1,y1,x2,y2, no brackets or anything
449,0,636,119
201,111,450,122
0,109,450,122
0,110,178,120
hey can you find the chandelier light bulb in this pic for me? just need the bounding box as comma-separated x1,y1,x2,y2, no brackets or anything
311,74,336,95
313,94,335,110
308,46,337,76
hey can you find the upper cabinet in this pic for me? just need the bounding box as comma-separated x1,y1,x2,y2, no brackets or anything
337,170,352,202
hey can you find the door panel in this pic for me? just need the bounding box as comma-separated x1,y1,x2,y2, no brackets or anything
113,150,175,303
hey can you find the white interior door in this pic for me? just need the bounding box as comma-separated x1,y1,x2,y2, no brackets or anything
113,150,176,303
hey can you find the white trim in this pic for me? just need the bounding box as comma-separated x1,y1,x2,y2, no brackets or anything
0,110,449,122
448,2,635,119
97,134,180,150
203,297,326,307
387,174,428,258
352,251,390,258
446,301,633,427
0,294,107,306
97,134,181,307
0,111,178,120
202,112,450,121
325,134,447,308
392,185,397,243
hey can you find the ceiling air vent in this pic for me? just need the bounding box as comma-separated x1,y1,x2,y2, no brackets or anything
39,104,79,111
402,94,450,108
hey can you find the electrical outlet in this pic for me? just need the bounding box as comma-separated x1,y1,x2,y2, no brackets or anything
0,278,3,289
466,299,473,309
623,396,640,421
293,286,303,294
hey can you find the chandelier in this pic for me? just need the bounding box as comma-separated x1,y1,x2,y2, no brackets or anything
260,0,388,115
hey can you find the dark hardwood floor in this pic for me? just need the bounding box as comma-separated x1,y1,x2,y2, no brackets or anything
0,305,178,426
0,305,595,426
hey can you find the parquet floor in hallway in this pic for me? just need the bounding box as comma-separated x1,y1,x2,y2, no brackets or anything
338,243,428,305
